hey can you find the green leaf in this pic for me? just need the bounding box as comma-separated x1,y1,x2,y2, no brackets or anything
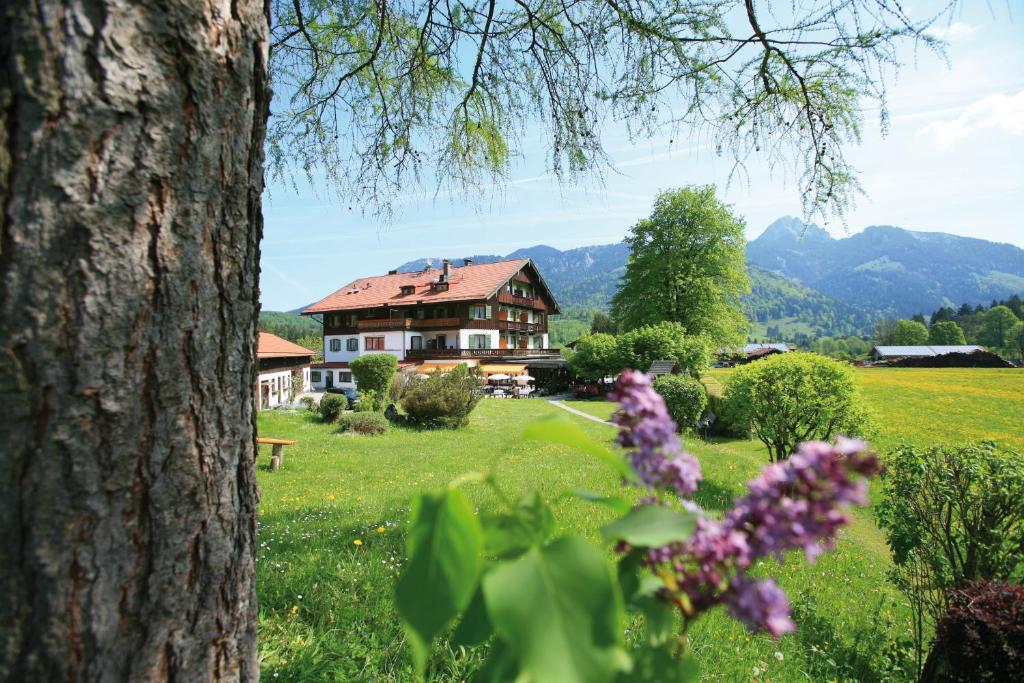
482,536,630,683
615,647,698,683
635,590,675,646
602,505,696,548
523,415,635,482
571,488,631,515
482,491,555,558
451,584,492,647
395,489,483,670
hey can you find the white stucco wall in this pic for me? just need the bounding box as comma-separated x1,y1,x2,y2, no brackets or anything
324,335,360,362
258,369,295,409
458,329,499,349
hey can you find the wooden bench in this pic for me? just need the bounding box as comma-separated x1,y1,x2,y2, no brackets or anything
256,437,297,471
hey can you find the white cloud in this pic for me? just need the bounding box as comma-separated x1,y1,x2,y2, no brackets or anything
917,90,1024,146
924,21,977,41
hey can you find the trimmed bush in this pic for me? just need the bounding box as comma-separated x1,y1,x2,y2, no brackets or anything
723,352,874,462
924,581,1024,682
336,412,389,435
401,364,481,428
318,393,345,423
652,374,707,431
298,395,319,412
350,354,398,410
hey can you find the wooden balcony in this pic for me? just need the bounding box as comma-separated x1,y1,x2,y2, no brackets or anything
405,348,560,359
497,320,541,333
497,291,546,309
356,317,461,331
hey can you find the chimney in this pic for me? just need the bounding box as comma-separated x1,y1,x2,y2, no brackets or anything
463,257,473,267
442,259,451,282
388,269,398,275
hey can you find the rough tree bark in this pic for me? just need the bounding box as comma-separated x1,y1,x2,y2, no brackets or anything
1,0,269,680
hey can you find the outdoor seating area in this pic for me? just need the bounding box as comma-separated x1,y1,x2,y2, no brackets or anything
481,364,536,397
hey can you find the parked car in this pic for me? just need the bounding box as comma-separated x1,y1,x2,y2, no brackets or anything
325,386,360,409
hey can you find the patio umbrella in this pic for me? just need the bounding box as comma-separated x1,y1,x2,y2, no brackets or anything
488,373,510,381
514,374,535,383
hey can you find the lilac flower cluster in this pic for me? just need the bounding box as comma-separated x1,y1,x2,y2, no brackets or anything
608,370,702,496
666,439,880,635
607,373,881,636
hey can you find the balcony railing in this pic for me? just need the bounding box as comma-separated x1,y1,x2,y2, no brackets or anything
497,320,541,333
405,348,560,359
497,291,545,309
357,317,461,331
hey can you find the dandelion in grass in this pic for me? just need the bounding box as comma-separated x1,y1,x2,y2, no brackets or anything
353,539,363,546
377,526,386,534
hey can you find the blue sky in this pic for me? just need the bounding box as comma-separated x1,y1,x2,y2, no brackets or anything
260,3,1024,311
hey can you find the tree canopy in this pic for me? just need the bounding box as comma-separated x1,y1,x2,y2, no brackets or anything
978,306,1020,350
269,0,952,218
927,320,966,346
611,186,750,345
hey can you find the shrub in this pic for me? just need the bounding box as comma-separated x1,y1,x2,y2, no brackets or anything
355,389,381,412
298,395,319,412
723,352,873,462
652,374,707,431
567,332,618,380
616,322,712,377
389,371,417,403
318,393,345,423
336,411,389,435
876,441,1024,673
350,354,398,409
924,581,1024,683
401,364,481,428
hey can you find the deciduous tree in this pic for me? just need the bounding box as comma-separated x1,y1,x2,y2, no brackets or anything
979,306,1020,349
928,320,966,346
890,319,929,346
611,186,750,345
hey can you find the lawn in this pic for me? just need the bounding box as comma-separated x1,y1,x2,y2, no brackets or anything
704,367,1024,453
255,397,916,681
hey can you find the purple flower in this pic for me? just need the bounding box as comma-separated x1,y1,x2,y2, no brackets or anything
635,438,878,637
608,370,702,496
724,439,881,562
725,577,795,636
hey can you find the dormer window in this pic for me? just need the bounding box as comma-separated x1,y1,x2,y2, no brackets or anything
400,285,415,295
431,282,449,292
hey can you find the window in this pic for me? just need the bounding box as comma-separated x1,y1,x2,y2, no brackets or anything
311,371,322,383
469,334,491,349
345,313,357,326
410,336,423,350
346,338,358,351
329,338,341,352
416,308,425,320
433,307,448,319
431,282,449,292
365,336,385,350
471,304,488,320
340,371,352,383
401,285,415,295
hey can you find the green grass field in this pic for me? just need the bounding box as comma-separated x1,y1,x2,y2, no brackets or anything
254,367,1021,681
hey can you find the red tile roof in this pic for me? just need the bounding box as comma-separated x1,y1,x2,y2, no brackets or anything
302,259,531,314
257,332,316,358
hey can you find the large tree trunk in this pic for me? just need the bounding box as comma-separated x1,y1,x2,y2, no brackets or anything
0,0,269,680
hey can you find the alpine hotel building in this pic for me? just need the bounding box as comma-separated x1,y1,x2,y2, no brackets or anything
302,258,561,390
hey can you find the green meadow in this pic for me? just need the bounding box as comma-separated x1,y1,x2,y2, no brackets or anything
255,367,1022,681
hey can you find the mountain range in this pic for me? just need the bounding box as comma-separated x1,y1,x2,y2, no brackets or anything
395,217,1024,338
